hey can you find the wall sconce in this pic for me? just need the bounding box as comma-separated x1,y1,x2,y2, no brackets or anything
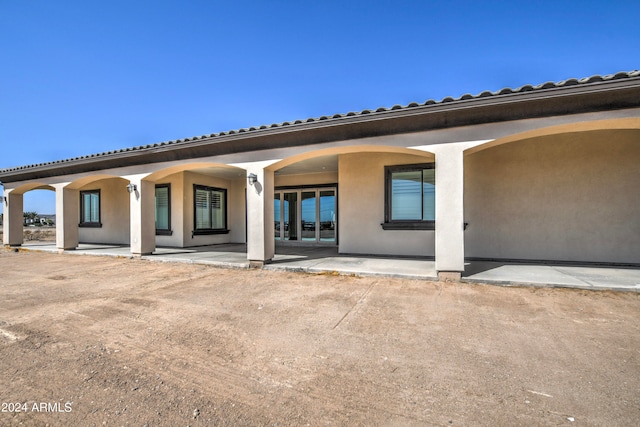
126,183,137,193
247,173,258,185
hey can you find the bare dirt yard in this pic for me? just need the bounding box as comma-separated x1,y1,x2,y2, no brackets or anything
0,250,638,426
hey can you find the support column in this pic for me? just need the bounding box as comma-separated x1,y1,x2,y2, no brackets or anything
126,175,155,256
54,183,79,251
432,146,465,281
245,165,275,266
3,189,24,246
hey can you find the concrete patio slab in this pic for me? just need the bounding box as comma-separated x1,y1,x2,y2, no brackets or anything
145,244,250,268
463,261,640,292
266,255,438,280
463,264,589,286
12,241,640,292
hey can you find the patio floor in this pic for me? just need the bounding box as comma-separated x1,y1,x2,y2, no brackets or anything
12,241,640,292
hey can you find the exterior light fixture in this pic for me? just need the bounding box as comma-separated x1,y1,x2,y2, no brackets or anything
247,173,258,185
126,183,137,193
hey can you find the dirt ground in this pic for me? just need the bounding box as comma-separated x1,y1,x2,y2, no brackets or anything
0,250,638,426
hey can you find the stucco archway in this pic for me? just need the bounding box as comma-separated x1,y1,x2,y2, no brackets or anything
8,182,56,194
141,162,247,248
268,145,437,257
464,117,640,155
143,162,246,182
464,119,640,265
2,183,56,246
267,144,435,172
66,175,132,246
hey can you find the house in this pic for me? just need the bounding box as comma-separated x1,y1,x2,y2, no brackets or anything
2,71,639,280
38,214,56,226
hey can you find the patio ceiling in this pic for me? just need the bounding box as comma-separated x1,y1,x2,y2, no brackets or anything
189,165,247,180
275,154,338,176
187,155,339,178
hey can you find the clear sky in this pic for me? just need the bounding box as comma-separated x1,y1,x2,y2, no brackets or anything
1,0,638,214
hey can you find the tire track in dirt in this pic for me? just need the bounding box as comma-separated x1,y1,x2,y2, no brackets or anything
3,251,640,426
33,289,436,425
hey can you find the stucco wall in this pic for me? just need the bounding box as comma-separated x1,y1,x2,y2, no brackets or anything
75,170,246,249
464,130,640,264
181,171,244,247
78,178,130,244
154,172,185,247
338,152,435,256
275,171,338,187
227,178,247,244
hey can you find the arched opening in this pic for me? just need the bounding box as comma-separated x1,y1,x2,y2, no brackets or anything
269,145,436,257
144,163,247,248
1,183,56,246
67,176,131,246
464,123,640,264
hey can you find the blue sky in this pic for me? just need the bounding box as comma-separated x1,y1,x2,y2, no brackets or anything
1,0,638,213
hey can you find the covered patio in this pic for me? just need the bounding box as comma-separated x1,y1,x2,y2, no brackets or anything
3,72,639,282
12,241,640,292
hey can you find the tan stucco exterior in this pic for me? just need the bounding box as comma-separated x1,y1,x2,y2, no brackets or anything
183,171,233,247
338,152,435,256
464,129,640,264
145,170,248,248
78,177,130,245
275,171,338,188
3,73,640,277
153,171,185,247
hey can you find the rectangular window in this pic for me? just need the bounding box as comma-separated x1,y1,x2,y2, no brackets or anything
79,190,101,227
155,184,172,235
193,184,228,235
383,163,435,230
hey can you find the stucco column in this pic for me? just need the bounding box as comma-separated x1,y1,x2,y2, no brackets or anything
432,146,465,280
245,166,275,266
53,183,79,251
3,189,24,246
126,175,155,256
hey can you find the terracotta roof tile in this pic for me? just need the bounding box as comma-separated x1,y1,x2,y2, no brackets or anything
1,70,639,175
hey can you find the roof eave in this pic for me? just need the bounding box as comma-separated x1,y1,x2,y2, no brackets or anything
1,76,639,183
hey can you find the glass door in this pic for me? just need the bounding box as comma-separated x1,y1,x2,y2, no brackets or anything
274,192,281,239
274,187,336,244
301,191,316,241
274,192,298,240
319,189,336,242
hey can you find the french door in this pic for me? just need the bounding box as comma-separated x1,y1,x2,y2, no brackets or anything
274,187,337,244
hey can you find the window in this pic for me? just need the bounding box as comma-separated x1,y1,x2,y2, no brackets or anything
382,163,435,230
79,190,101,227
193,184,228,235
155,184,172,235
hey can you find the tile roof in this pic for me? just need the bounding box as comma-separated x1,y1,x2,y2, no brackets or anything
1,70,639,176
